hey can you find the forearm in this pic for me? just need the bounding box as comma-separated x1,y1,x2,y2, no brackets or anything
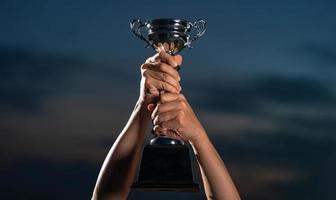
92,100,151,200
191,130,240,200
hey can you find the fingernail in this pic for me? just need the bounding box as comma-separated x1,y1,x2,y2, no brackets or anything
147,104,154,111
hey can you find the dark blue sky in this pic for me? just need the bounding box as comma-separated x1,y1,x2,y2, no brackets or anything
1,0,336,199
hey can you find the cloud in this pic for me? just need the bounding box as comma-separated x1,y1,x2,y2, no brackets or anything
0,159,99,200
199,111,278,136
185,74,336,115
230,163,304,200
2,129,333,200
0,46,140,113
301,43,336,67
209,133,336,200
0,46,92,112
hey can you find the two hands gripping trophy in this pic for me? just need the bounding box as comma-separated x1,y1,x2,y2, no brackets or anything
131,18,207,145
140,47,201,144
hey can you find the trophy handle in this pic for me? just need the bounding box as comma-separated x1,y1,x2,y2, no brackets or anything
130,19,151,48
187,19,207,48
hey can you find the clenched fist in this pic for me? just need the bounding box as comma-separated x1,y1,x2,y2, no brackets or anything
151,93,206,143
138,52,183,108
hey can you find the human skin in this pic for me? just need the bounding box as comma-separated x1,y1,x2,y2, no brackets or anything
91,52,240,200
152,93,241,200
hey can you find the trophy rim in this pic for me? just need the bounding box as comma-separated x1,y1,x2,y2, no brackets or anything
148,18,190,26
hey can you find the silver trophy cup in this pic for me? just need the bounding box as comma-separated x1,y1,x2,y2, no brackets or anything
130,18,206,192
130,18,206,54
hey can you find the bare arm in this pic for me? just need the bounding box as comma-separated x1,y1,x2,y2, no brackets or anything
191,130,241,200
152,93,241,200
91,101,151,200
92,52,181,200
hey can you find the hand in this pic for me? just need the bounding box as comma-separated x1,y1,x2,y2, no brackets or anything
138,52,183,109
152,93,206,143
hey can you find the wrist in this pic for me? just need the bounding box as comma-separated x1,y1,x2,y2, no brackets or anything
189,127,209,149
136,98,151,117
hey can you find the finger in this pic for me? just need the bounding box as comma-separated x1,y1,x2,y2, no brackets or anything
163,129,176,139
148,62,180,81
152,101,180,119
153,110,179,125
159,93,185,103
173,55,183,66
145,53,159,64
169,130,185,141
147,103,156,112
141,62,152,71
154,51,179,68
150,80,180,94
163,43,169,52
146,71,181,91
166,130,179,140
144,80,160,96
160,116,182,130
153,125,167,135
149,53,183,70
172,129,188,141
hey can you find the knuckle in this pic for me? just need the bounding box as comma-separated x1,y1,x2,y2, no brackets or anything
160,122,167,128
143,71,149,77
177,110,185,117
159,51,165,57
158,62,166,71
159,94,165,102
144,79,151,87
153,127,159,133
151,108,158,118
156,104,162,113
176,112,185,124
179,100,187,108
176,116,183,125
160,92,167,98
161,82,166,90
155,116,160,124
145,56,155,63
168,57,175,65
162,73,168,81
141,63,148,70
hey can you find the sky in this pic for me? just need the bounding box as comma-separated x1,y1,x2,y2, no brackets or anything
0,0,336,199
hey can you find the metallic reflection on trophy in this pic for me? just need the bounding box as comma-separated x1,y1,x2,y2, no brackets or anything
130,18,206,192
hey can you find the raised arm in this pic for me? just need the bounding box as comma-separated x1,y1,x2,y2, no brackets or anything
92,52,182,200
152,93,241,200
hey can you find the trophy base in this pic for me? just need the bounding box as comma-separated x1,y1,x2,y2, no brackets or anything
131,182,199,192
132,140,199,192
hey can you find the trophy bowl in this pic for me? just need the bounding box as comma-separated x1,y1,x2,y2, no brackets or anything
130,18,206,192
130,18,206,55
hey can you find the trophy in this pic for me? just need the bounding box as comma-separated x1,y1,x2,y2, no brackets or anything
130,18,206,192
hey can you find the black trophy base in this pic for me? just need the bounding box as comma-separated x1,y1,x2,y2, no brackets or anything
132,141,199,192
132,182,199,192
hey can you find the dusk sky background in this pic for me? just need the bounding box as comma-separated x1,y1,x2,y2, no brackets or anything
1,0,336,199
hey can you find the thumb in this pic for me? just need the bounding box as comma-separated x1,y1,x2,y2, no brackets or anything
173,55,183,66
